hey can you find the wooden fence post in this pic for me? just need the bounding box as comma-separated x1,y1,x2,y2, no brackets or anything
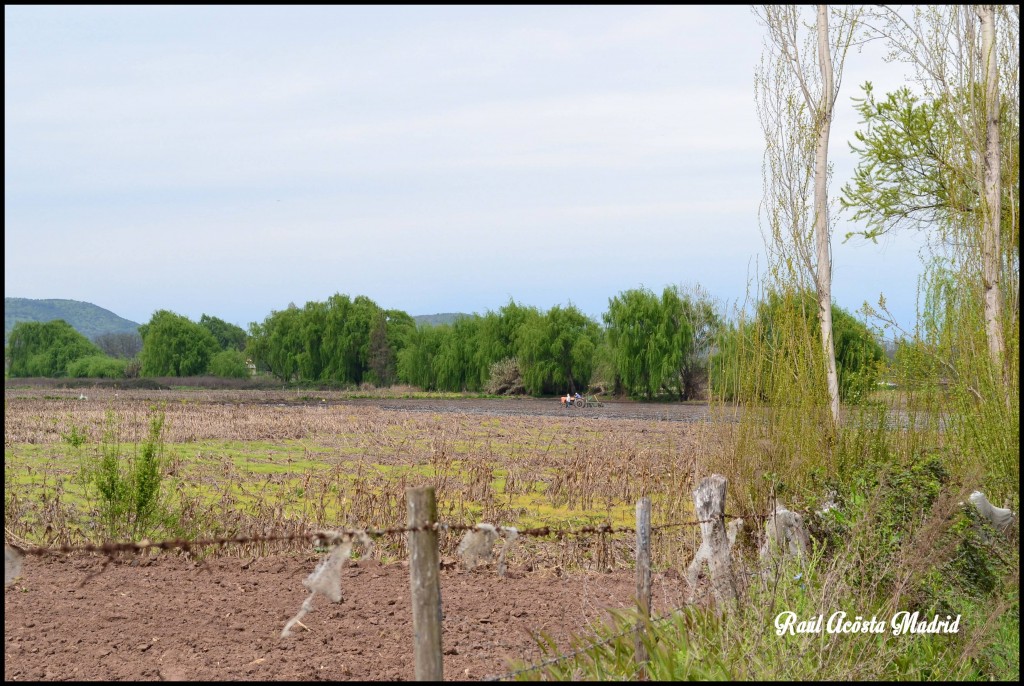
634,497,652,680
692,475,737,606
407,487,443,681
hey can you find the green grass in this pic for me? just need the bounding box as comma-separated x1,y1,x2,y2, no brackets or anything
6,433,637,539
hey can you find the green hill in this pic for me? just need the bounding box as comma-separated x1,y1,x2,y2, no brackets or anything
5,298,141,345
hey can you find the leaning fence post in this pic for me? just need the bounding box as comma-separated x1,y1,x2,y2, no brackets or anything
407,487,443,681
634,497,652,680
692,475,737,606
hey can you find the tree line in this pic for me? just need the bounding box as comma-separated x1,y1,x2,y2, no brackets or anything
4,285,884,403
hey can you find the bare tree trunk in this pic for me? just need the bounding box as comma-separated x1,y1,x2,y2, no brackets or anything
979,4,1006,379
756,4,854,427
814,4,841,425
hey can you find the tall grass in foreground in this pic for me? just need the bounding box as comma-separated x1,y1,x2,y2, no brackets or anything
524,272,1018,680
520,403,1018,679
592,251,1018,680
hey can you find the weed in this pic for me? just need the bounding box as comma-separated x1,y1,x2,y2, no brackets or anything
60,421,89,449
77,410,176,540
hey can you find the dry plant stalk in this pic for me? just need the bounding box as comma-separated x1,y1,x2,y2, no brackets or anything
5,388,708,570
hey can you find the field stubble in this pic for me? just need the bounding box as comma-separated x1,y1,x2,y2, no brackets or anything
5,387,719,680
5,387,727,572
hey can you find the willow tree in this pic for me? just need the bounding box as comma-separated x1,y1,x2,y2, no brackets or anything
754,4,863,426
846,5,1018,391
841,6,1019,496
139,310,219,377
603,286,695,400
517,304,600,395
6,319,103,377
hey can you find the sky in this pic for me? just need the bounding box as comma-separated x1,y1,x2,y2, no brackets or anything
5,5,929,335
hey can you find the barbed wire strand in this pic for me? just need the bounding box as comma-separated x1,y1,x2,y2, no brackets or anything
7,507,803,560
5,509,792,678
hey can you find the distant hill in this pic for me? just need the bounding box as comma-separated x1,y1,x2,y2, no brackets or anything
3,300,474,344
413,312,473,327
5,298,141,345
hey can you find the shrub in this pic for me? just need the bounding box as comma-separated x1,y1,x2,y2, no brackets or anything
79,411,174,540
208,349,250,379
66,355,128,379
485,357,525,395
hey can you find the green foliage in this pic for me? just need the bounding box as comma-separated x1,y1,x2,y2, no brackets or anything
322,294,378,384
844,74,1019,499
587,337,617,395
833,306,886,403
882,259,1020,502
238,288,722,400
603,286,719,400
471,301,536,389
6,319,103,377
841,83,965,240
396,323,445,390
842,82,1019,244
247,304,304,382
61,422,89,449
708,316,749,403
79,411,173,540
246,294,418,387
603,287,669,400
518,304,600,395
66,354,128,379
890,337,942,390
711,290,883,404
208,349,250,379
139,310,219,377
367,309,415,386
674,287,723,400
199,314,248,351
947,294,1017,501
432,315,481,391
396,301,550,394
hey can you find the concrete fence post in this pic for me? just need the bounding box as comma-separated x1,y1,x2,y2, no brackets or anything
690,475,737,606
634,497,652,680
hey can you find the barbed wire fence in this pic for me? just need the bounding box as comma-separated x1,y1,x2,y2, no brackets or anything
5,474,810,681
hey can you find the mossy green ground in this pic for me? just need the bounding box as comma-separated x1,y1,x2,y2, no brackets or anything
5,435,635,539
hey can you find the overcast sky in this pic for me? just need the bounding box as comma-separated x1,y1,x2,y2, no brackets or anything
5,5,927,334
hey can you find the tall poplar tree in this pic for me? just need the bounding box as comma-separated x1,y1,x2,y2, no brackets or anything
755,4,863,425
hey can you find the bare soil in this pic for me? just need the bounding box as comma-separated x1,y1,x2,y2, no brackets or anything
342,396,729,423
5,552,688,681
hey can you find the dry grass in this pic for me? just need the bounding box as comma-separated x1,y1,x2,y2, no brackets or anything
4,387,718,573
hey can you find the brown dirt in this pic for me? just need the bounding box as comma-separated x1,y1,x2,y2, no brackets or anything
346,397,731,424
4,551,688,681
